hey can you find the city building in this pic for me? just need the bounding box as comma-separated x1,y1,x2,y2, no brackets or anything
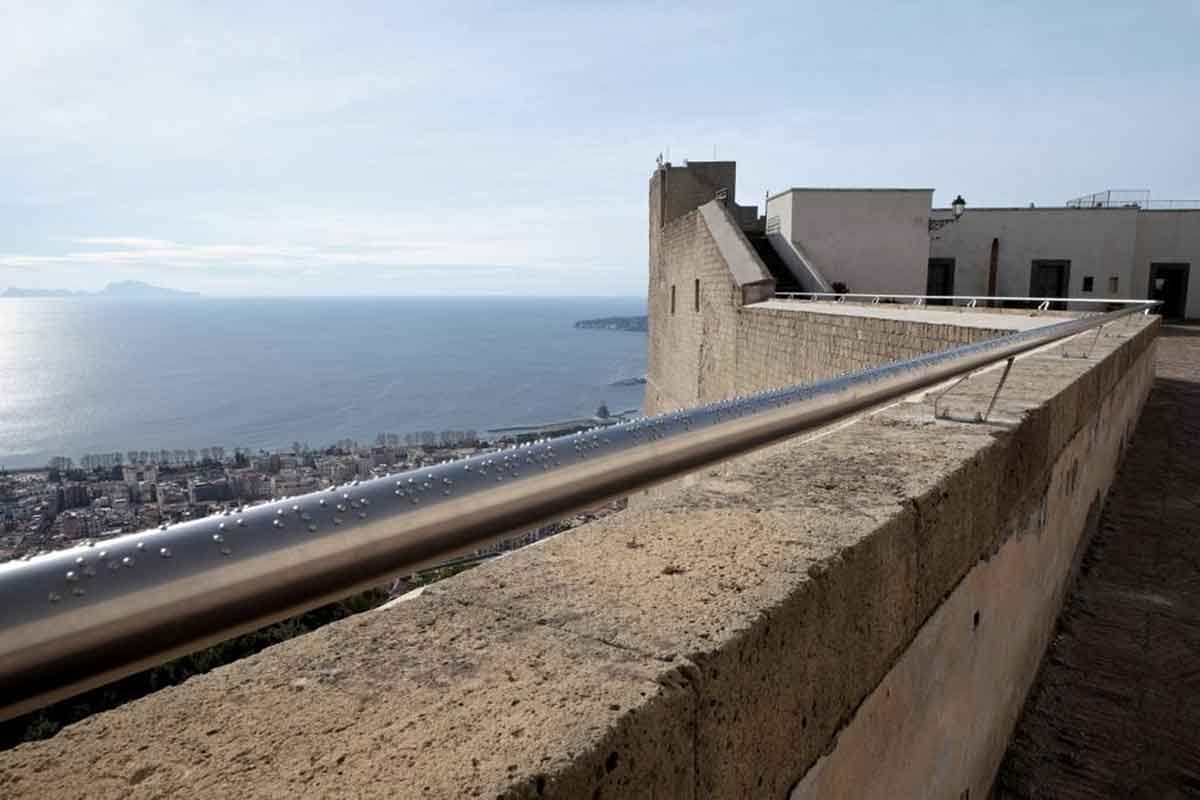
122,464,158,486
188,478,235,505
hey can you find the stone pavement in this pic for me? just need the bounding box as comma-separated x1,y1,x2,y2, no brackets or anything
756,298,1069,331
995,324,1200,799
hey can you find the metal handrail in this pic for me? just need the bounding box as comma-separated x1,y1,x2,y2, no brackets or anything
774,292,1155,306
0,301,1158,721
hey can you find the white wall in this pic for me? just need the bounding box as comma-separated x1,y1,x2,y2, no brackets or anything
766,190,794,240
930,208,1140,306
768,189,932,295
1134,211,1200,318
763,181,1198,316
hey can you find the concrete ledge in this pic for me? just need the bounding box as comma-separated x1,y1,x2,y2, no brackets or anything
0,319,1157,798
0,592,697,798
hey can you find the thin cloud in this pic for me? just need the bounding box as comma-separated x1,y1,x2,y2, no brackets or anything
73,237,178,248
0,239,554,276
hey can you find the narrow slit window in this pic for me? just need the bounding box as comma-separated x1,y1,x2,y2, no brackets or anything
670,284,676,315
1108,276,1119,293
1082,276,1094,292
694,279,700,312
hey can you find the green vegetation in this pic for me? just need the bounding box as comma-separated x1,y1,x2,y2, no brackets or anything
573,315,648,332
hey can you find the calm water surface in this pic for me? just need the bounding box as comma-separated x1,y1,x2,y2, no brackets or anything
0,297,647,468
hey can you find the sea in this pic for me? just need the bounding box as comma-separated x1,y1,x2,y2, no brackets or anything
0,296,648,470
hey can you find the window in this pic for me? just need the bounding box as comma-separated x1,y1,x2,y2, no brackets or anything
670,284,676,315
1108,276,1119,293
1082,276,1094,292
694,279,700,312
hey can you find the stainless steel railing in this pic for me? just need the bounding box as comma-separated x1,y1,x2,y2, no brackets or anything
0,301,1158,721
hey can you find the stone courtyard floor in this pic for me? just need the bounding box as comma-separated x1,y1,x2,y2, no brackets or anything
995,323,1200,799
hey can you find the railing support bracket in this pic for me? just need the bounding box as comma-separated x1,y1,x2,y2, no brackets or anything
934,357,1016,424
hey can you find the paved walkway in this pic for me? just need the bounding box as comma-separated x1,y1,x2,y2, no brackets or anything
996,324,1200,799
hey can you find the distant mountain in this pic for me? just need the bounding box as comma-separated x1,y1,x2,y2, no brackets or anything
97,280,199,297
574,315,648,332
3,281,199,298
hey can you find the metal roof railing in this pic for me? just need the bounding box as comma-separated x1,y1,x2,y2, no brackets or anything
1065,191,1200,210
0,300,1159,721
1066,189,1150,208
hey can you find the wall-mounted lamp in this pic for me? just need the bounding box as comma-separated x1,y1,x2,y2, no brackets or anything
929,194,968,233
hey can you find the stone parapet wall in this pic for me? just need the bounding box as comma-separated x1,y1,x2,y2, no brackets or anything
793,319,1157,798
0,315,1157,798
733,304,1009,394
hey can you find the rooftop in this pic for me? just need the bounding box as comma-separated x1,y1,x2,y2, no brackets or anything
767,187,933,202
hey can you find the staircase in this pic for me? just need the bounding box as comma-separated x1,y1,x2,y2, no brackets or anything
745,233,802,293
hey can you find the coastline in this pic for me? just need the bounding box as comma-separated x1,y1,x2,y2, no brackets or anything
0,296,647,470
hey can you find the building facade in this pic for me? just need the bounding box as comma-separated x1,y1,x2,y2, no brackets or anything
646,158,1197,417
928,205,1199,318
663,160,1200,318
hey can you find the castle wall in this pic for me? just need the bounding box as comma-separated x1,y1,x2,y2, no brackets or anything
730,304,1010,396
792,325,1156,799
647,166,1025,416
646,165,772,416
655,161,738,227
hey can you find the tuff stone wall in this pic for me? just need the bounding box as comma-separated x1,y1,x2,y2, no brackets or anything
0,314,1157,800
655,161,738,227
646,163,775,416
644,167,1043,416
646,206,738,412
792,320,1157,799
646,287,1044,415
731,304,1010,398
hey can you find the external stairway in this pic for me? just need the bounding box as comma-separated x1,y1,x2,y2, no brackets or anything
746,232,803,293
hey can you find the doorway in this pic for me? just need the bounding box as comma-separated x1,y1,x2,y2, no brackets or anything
926,258,955,304
1149,263,1190,319
1029,260,1071,310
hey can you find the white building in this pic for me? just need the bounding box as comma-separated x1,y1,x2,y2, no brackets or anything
684,160,1200,318
925,201,1198,318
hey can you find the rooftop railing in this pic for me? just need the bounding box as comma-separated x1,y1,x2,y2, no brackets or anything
774,292,1152,311
0,299,1158,721
1065,190,1200,210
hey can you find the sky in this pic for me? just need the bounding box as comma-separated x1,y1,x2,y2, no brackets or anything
1,1,1198,296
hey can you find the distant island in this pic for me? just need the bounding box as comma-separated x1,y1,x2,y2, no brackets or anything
2,281,199,298
574,315,647,332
